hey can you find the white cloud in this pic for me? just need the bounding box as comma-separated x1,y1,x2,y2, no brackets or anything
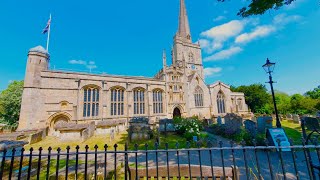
284,0,306,10
273,13,302,26
69,60,86,65
68,60,98,70
235,25,276,44
204,46,243,62
201,20,245,42
213,16,226,22
204,67,222,77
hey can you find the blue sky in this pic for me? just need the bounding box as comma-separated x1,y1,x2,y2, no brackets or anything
0,0,319,94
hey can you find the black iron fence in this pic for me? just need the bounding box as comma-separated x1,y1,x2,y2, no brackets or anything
0,140,320,180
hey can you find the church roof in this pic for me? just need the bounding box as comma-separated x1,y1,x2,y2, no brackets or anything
29,45,48,54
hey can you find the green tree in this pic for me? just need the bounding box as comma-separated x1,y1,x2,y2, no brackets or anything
217,0,296,17
232,84,271,113
305,85,320,99
0,80,24,125
274,91,291,114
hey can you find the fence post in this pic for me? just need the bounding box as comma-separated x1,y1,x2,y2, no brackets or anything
276,139,287,180
9,148,16,180
55,147,61,180
125,142,128,180
45,147,52,180
36,147,43,180
219,141,226,180
75,145,79,180
104,144,108,180
241,141,249,180
0,148,7,180
94,145,98,180
230,141,238,180
114,144,118,180
65,146,70,180
264,139,274,180
27,147,33,180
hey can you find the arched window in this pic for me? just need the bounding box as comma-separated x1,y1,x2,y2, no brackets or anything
133,88,145,115
217,91,226,114
194,87,204,107
83,87,99,117
237,98,243,111
153,89,163,114
111,87,125,116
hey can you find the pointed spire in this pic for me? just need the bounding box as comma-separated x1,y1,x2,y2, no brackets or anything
162,50,167,68
178,0,191,42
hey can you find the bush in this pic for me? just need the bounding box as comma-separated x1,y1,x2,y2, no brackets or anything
173,117,203,141
208,124,266,145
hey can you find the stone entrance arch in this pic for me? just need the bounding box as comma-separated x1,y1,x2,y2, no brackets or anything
173,107,182,118
47,112,72,136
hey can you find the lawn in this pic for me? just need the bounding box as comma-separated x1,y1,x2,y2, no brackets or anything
24,132,191,151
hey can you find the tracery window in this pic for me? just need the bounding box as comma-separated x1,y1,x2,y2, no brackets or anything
83,87,99,117
153,89,163,114
133,88,145,115
111,87,125,116
194,87,204,107
217,91,226,114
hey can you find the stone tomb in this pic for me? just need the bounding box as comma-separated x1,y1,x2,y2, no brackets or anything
159,119,176,132
244,120,257,137
293,115,300,124
224,113,243,134
128,117,152,141
257,116,273,133
287,114,293,122
95,119,126,135
55,122,95,142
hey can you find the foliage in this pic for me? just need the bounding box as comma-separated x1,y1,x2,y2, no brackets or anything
232,84,271,113
233,84,320,115
0,80,23,125
173,117,203,141
208,124,265,145
305,85,320,99
217,0,296,17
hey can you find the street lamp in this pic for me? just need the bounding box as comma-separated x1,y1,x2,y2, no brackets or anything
262,58,281,128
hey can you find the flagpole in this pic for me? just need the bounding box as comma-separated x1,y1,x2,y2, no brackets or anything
46,14,51,52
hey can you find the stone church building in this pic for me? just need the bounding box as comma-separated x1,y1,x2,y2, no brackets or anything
18,0,249,134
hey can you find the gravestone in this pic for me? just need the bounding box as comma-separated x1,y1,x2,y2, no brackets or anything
224,113,243,134
129,117,151,141
293,115,300,124
28,131,43,144
257,116,273,133
217,116,222,125
251,116,257,122
244,120,257,137
287,114,293,123
303,117,320,131
159,119,175,132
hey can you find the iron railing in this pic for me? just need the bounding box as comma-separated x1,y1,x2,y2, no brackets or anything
0,140,320,180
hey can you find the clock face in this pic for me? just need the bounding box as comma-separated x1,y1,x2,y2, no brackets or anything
191,65,195,70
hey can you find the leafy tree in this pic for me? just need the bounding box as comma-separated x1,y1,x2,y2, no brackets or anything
274,91,291,114
232,84,271,113
305,85,320,99
0,80,24,125
217,0,296,17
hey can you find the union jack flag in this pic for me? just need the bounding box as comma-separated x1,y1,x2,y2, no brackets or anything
42,17,51,34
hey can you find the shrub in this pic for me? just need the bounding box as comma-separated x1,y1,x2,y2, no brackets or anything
173,117,203,141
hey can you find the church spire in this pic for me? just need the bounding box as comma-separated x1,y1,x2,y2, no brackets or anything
178,0,191,42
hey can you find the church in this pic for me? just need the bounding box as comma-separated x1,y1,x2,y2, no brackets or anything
18,0,249,134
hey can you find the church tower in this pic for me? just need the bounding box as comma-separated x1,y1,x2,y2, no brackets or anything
18,46,49,130
172,0,204,79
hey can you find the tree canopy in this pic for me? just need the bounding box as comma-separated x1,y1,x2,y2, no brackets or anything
231,84,271,113
218,0,296,17
232,84,320,115
0,80,24,125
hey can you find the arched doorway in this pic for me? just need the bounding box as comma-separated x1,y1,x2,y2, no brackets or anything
173,107,181,118
47,112,71,136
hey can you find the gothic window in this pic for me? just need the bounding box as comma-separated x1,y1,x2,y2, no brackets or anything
189,52,194,63
237,98,243,110
153,89,163,114
133,88,145,115
194,87,204,107
83,87,99,117
110,87,125,116
217,91,226,114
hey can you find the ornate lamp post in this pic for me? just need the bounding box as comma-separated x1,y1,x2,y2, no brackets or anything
262,58,281,128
